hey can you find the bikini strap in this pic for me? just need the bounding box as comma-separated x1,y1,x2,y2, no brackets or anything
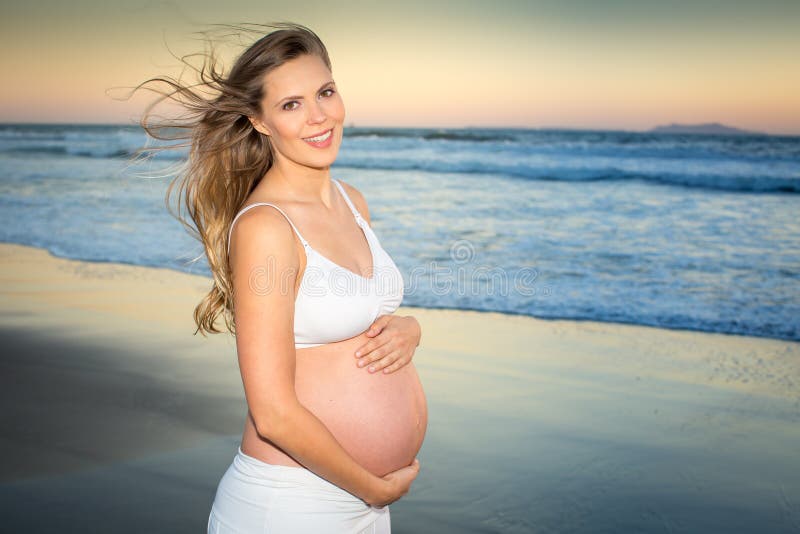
227,203,309,256
332,179,365,222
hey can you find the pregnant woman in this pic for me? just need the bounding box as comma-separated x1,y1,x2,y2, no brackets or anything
133,22,427,533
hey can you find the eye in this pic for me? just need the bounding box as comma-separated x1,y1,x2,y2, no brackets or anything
321,88,336,97
283,101,299,111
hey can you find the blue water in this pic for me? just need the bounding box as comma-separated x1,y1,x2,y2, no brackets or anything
1,123,798,340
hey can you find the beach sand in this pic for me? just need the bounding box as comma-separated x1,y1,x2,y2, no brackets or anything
1,242,799,533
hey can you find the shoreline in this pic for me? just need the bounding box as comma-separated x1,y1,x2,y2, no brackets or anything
3,240,796,344
2,241,799,532
3,242,797,403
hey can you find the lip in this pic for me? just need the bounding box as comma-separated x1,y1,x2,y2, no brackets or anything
302,127,333,140
302,127,334,149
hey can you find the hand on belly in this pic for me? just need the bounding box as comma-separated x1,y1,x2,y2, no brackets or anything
294,331,429,477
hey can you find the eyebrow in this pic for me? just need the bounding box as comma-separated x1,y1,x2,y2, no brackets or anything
275,80,335,107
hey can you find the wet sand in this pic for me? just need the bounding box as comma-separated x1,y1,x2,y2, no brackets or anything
1,242,799,533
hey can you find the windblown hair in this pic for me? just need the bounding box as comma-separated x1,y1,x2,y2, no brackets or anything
125,22,332,337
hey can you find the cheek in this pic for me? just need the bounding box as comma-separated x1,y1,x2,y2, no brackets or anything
272,115,304,141
325,95,346,120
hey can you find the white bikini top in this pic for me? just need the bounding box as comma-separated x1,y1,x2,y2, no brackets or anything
227,178,405,348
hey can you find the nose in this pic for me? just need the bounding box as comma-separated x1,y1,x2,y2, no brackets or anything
307,98,326,124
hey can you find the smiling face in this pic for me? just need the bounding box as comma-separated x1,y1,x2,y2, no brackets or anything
249,53,345,171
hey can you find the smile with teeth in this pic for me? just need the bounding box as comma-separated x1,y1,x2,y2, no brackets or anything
303,129,332,142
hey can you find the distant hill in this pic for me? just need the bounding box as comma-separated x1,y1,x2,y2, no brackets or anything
648,122,763,136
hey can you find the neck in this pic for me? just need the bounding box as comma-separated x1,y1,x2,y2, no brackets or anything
264,158,334,205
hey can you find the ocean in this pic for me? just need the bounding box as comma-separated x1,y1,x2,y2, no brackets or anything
0,123,798,341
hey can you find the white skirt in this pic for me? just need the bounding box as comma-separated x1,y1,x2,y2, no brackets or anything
207,446,391,533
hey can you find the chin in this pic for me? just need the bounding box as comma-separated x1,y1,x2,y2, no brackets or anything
303,155,338,170
300,148,340,167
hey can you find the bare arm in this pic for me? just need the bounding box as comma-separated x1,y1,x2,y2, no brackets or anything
229,206,387,505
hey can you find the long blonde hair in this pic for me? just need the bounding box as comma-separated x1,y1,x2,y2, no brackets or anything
126,22,332,336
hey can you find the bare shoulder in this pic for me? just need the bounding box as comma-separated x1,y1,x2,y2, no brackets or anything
228,204,301,272
337,179,371,225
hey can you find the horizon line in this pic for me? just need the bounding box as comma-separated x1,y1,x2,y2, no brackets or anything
0,120,795,137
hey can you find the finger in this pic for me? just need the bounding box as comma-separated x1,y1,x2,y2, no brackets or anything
368,353,398,373
367,314,394,337
355,336,386,357
381,357,408,374
360,343,393,369
376,314,394,327
354,343,370,358
357,345,384,367
355,337,390,362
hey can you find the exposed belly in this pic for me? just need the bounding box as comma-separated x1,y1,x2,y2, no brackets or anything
241,330,428,477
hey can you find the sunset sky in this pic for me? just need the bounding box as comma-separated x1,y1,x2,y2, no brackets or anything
1,0,798,134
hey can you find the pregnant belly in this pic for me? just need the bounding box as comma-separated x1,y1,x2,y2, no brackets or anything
242,331,428,477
